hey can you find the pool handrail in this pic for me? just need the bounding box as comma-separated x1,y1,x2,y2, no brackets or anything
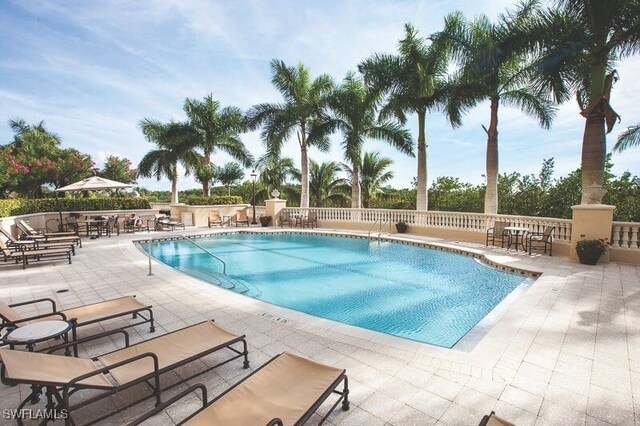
145,235,226,276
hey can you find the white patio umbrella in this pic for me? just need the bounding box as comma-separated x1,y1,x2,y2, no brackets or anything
56,176,132,192
54,176,133,230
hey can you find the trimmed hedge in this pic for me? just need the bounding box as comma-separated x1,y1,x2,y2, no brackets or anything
185,195,244,205
0,198,152,217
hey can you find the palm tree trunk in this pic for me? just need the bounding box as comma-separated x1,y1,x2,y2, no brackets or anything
580,58,607,204
416,109,428,210
202,150,211,197
170,167,179,204
299,129,310,208
484,97,499,214
351,164,361,209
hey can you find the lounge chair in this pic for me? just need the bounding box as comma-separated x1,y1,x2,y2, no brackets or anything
0,320,249,425
16,219,82,247
208,210,223,228
303,211,318,229
15,218,78,237
1,227,75,255
0,239,72,269
479,411,515,426
526,225,554,256
234,207,250,226
486,221,510,248
279,209,293,227
130,352,349,426
0,295,155,349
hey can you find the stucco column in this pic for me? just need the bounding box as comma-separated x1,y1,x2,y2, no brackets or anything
570,204,615,263
265,198,287,226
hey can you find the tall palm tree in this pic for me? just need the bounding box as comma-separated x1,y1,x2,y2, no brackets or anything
359,152,394,208
359,23,464,211
168,94,253,196
248,60,334,208
138,119,200,204
614,125,640,152
528,0,640,203
309,73,413,208
255,155,300,198
308,160,349,207
436,2,556,214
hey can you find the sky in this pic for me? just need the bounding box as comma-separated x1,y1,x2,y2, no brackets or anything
1,0,639,192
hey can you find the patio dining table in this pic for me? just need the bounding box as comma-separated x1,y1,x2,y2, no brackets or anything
80,219,108,238
505,226,530,251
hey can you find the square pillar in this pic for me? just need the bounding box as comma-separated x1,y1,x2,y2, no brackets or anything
265,198,287,226
570,204,615,263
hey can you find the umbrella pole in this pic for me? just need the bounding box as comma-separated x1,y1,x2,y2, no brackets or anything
55,191,64,232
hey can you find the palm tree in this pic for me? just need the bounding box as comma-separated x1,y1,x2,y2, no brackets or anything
138,119,200,204
359,152,395,208
248,60,334,208
614,125,640,152
436,2,556,214
309,73,413,208
218,162,245,196
308,160,349,207
359,23,464,211
528,0,640,203
255,155,300,198
168,94,253,196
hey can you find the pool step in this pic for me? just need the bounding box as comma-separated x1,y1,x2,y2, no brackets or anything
179,266,262,298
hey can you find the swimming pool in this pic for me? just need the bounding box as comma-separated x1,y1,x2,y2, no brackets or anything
143,232,528,348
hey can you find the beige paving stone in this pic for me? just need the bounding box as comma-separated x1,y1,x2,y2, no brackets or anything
500,385,544,414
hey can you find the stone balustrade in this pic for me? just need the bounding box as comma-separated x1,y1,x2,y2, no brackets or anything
611,222,640,249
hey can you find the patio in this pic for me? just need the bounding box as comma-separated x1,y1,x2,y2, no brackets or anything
0,227,638,425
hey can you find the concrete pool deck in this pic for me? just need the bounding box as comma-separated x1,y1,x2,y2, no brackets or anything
0,227,638,425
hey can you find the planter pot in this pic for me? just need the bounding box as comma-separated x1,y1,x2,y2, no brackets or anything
259,217,272,227
395,223,408,233
576,248,602,265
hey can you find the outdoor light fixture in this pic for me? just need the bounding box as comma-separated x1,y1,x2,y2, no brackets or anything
251,170,258,224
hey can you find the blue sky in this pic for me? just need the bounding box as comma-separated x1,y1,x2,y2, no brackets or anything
1,0,639,191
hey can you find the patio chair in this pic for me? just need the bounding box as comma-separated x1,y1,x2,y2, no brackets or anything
0,295,155,344
64,215,87,234
234,207,250,227
130,352,349,426
15,219,78,237
0,239,72,269
526,225,554,256
208,210,223,228
478,411,515,426
485,221,510,248
279,209,293,227
0,227,76,255
303,211,318,228
104,215,120,237
0,320,249,425
16,219,82,247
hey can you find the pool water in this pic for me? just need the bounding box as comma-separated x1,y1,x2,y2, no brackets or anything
145,233,526,348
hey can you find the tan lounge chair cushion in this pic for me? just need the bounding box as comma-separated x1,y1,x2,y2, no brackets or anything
98,321,240,385
0,349,112,388
486,413,515,426
58,296,147,325
0,301,20,322
186,352,344,426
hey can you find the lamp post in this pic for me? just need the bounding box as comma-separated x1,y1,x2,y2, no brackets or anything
250,170,258,224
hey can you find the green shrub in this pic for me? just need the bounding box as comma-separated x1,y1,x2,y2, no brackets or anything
0,198,152,217
185,195,243,205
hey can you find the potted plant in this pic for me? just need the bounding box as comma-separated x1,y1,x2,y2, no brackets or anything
395,221,408,233
259,215,272,227
575,237,610,265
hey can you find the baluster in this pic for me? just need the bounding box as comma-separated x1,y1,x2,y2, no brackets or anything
631,226,639,249
611,225,621,248
621,226,630,249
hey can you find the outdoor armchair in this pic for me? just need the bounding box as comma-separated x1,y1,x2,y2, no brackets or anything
526,225,554,256
130,352,349,426
208,210,223,228
486,221,510,248
279,210,293,227
0,320,250,426
234,207,250,226
303,211,318,229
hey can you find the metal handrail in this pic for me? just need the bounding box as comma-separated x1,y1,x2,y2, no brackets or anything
145,234,226,276
367,218,382,239
377,218,390,240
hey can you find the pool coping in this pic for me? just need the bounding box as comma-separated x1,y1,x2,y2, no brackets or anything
133,228,541,352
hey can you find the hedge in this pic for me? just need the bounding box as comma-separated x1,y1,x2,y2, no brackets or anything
0,198,152,217
185,195,244,205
